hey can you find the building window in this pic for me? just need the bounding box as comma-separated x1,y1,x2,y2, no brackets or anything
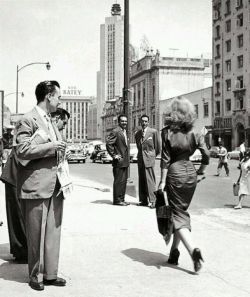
225,60,231,72
215,44,220,57
142,81,146,105
237,97,244,109
226,40,231,52
237,34,243,48
215,25,220,38
238,55,244,68
225,0,231,14
225,20,231,32
216,82,220,94
137,83,141,106
226,79,231,91
226,99,231,111
215,63,220,75
152,84,155,102
236,76,244,89
194,104,198,118
236,0,243,8
237,13,243,27
203,103,209,117
216,101,221,114
152,114,155,126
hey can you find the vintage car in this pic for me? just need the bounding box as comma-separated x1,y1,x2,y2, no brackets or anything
189,149,202,163
67,148,87,163
227,147,241,160
209,146,220,158
90,143,112,164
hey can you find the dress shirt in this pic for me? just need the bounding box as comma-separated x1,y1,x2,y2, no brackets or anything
35,106,57,141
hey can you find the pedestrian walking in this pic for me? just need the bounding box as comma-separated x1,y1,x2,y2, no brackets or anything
0,149,28,262
216,143,229,176
234,150,250,209
135,114,160,208
106,114,130,206
14,80,67,291
158,96,210,273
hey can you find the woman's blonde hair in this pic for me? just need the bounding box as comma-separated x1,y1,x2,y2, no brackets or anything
164,96,196,132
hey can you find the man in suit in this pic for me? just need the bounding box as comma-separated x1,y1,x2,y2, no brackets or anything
135,114,160,208
106,114,130,206
51,107,70,135
0,149,28,262
14,80,67,291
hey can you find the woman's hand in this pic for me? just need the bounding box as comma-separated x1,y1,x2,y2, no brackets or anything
158,181,165,191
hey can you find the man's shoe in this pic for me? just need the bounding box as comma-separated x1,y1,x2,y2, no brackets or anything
29,281,44,291
137,202,148,206
148,202,156,209
124,201,130,205
43,277,66,287
113,202,128,206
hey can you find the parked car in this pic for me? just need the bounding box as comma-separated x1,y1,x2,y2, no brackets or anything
209,146,220,158
130,143,138,163
189,149,202,163
67,148,87,163
227,147,241,160
90,143,112,164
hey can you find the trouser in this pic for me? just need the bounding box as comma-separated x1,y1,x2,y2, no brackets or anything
21,180,64,283
5,183,27,259
138,163,156,204
217,161,229,175
113,167,128,204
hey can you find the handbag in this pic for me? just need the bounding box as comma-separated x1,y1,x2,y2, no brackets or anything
154,189,174,245
233,182,240,196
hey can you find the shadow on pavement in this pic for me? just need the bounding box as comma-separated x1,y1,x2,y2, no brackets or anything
0,243,28,283
91,200,113,205
224,204,250,209
122,248,194,274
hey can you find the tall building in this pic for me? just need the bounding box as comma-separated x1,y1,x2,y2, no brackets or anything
60,86,94,143
97,3,124,139
212,0,249,150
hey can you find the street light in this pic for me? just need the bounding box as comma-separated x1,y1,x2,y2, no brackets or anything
16,62,50,113
4,91,24,98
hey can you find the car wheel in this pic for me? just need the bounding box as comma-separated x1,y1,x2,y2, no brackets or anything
83,160,86,163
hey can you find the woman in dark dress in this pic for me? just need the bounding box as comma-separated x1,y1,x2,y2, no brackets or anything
158,96,209,273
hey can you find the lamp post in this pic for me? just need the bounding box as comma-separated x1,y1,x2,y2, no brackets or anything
16,62,50,113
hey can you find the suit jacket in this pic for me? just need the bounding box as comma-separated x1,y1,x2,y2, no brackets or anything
106,126,129,168
135,127,160,168
14,107,62,199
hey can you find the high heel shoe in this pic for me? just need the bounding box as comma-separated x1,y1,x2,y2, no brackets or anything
192,248,204,272
167,249,180,265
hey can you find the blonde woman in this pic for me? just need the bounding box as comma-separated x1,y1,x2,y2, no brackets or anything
158,96,210,273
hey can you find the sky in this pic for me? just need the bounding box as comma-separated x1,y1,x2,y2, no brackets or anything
0,0,212,113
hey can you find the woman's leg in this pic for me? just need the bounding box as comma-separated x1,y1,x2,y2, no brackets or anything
234,194,245,209
170,232,181,251
176,228,194,256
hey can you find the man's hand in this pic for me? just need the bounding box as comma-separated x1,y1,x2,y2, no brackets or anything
113,154,122,160
54,141,67,152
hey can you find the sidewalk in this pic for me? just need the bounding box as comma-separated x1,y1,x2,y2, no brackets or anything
1,176,250,297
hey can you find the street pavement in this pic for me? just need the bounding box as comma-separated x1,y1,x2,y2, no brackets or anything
1,165,250,297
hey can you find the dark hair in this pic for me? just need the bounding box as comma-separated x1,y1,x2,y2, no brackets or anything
140,114,149,121
50,107,70,120
118,114,127,122
35,80,60,103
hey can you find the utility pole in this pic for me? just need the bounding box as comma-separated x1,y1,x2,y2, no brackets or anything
123,0,136,197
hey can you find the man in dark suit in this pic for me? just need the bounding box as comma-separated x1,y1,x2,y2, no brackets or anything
14,80,67,291
106,114,130,206
0,149,28,262
135,114,160,208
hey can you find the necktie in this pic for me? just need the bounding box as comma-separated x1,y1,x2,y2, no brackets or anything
123,129,127,145
44,114,57,141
